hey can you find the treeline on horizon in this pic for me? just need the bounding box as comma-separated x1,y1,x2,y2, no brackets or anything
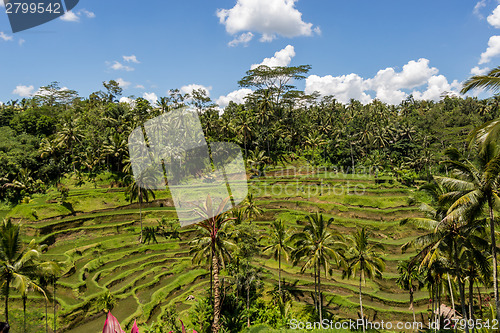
0,64,498,204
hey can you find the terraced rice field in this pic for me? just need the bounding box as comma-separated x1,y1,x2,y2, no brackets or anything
6,167,433,332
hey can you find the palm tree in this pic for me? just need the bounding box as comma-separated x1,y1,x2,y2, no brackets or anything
127,174,156,243
242,193,263,221
402,211,488,332
435,143,500,321
96,290,117,313
37,261,61,333
461,66,500,94
189,219,233,301
262,219,293,300
0,219,45,324
16,277,46,333
291,213,345,323
396,260,424,323
342,228,385,333
192,195,234,333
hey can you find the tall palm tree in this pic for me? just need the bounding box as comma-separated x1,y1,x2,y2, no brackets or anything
127,174,157,243
0,219,45,324
402,211,488,333
342,228,385,333
292,213,345,323
37,260,61,333
396,260,424,323
262,219,293,300
192,195,234,333
242,193,263,221
189,218,234,301
16,277,46,333
435,143,500,321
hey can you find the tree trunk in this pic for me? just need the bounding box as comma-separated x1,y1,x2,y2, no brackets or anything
313,265,318,312
455,243,469,333
359,272,365,333
458,278,469,333
447,274,456,320
4,277,10,323
410,288,416,323
45,298,48,333
278,249,281,300
247,282,250,328
212,252,221,333
139,196,143,244
437,284,441,330
469,279,474,320
488,201,500,322
23,295,26,333
318,266,322,323
477,284,483,319
53,280,57,333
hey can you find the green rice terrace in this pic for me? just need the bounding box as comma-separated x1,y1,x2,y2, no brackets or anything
2,165,440,332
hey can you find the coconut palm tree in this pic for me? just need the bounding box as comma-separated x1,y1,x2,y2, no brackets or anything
96,290,117,313
242,193,263,222
435,142,500,321
189,219,234,301
16,277,46,333
0,219,45,324
461,66,500,94
37,260,61,333
192,195,235,333
127,173,157,243
396,260,424,323
262,219,293,300
342,228,385,333
291,213,345,323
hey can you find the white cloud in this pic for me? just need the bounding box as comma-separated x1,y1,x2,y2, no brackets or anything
0,32,13,42
470,66,490,75
143,92,158,104
18,39,25,46
180,84,212,97
60,9,95,22
116,78,131,89
60,10,79,22
123,55,140,63
12,85,34,97
474,0,487,19
364,58,439,104
411,75,460,101
479,35,500,64
305,74,372,104
228,32,254,47
305,58,460,105
135,84,145,89
251,45,295,69
217,0,319,43
488,5,500,27
119,96,135,105
80,9,95,18
110,61,134,71
216,88,253,108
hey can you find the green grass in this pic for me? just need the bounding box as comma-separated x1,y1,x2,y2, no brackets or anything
2,169,443,332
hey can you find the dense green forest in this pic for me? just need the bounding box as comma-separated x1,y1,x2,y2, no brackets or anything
2,65,500,332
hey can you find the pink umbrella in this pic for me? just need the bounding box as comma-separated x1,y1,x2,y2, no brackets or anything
102,312,125,333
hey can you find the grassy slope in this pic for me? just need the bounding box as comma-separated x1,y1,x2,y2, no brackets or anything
4,168,445,332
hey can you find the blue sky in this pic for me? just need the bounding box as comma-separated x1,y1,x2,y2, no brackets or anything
0,0,499,106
